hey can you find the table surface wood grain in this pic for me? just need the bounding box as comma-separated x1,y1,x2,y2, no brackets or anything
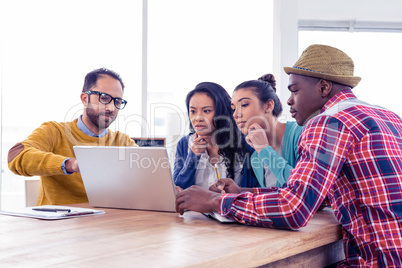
0,204,343,267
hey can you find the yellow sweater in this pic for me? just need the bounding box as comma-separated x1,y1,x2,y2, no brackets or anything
8,119,136,205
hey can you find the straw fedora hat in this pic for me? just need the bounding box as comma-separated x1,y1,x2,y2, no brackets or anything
283,44,361,88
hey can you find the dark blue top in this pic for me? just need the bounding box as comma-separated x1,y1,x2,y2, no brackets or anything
173,134,260,189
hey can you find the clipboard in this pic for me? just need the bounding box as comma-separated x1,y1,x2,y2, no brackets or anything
0,205,104,220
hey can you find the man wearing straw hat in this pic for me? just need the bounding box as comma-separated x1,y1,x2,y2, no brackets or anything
176,44,402,267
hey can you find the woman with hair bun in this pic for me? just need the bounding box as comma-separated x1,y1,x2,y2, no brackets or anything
173,82,259,190
231,74,303,188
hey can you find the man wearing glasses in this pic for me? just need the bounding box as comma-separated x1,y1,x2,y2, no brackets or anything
8,68,136,205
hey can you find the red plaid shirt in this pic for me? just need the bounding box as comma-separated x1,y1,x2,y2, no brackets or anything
220,90,402,267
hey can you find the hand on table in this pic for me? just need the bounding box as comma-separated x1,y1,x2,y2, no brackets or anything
175,185,221,215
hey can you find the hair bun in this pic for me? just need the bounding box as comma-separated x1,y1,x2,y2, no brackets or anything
258,73,276,92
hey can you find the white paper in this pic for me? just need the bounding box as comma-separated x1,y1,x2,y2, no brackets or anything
203,212,237,223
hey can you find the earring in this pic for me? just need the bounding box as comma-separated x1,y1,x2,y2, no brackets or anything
265,110,269,113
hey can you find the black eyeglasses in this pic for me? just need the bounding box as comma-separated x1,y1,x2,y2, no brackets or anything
85,91,127,110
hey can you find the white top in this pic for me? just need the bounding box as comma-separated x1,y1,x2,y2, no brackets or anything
189,135,243,189
263,137,284,188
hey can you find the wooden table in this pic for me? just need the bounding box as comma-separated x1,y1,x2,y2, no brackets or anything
0,204,344,267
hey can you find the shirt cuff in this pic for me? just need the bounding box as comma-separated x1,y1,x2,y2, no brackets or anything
219,193,237,216
61,158,73,175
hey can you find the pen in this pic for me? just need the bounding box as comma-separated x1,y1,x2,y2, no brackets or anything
215,164,220,179
32,208,71,213
65,211,94,216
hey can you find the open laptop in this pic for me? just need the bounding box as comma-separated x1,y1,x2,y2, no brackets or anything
73,146,176,212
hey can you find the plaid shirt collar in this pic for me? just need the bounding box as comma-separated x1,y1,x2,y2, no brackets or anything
320,89,357,114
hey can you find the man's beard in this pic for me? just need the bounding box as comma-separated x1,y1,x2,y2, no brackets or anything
86,105,115,131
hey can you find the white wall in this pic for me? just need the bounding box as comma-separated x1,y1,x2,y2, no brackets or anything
298,0,402,22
